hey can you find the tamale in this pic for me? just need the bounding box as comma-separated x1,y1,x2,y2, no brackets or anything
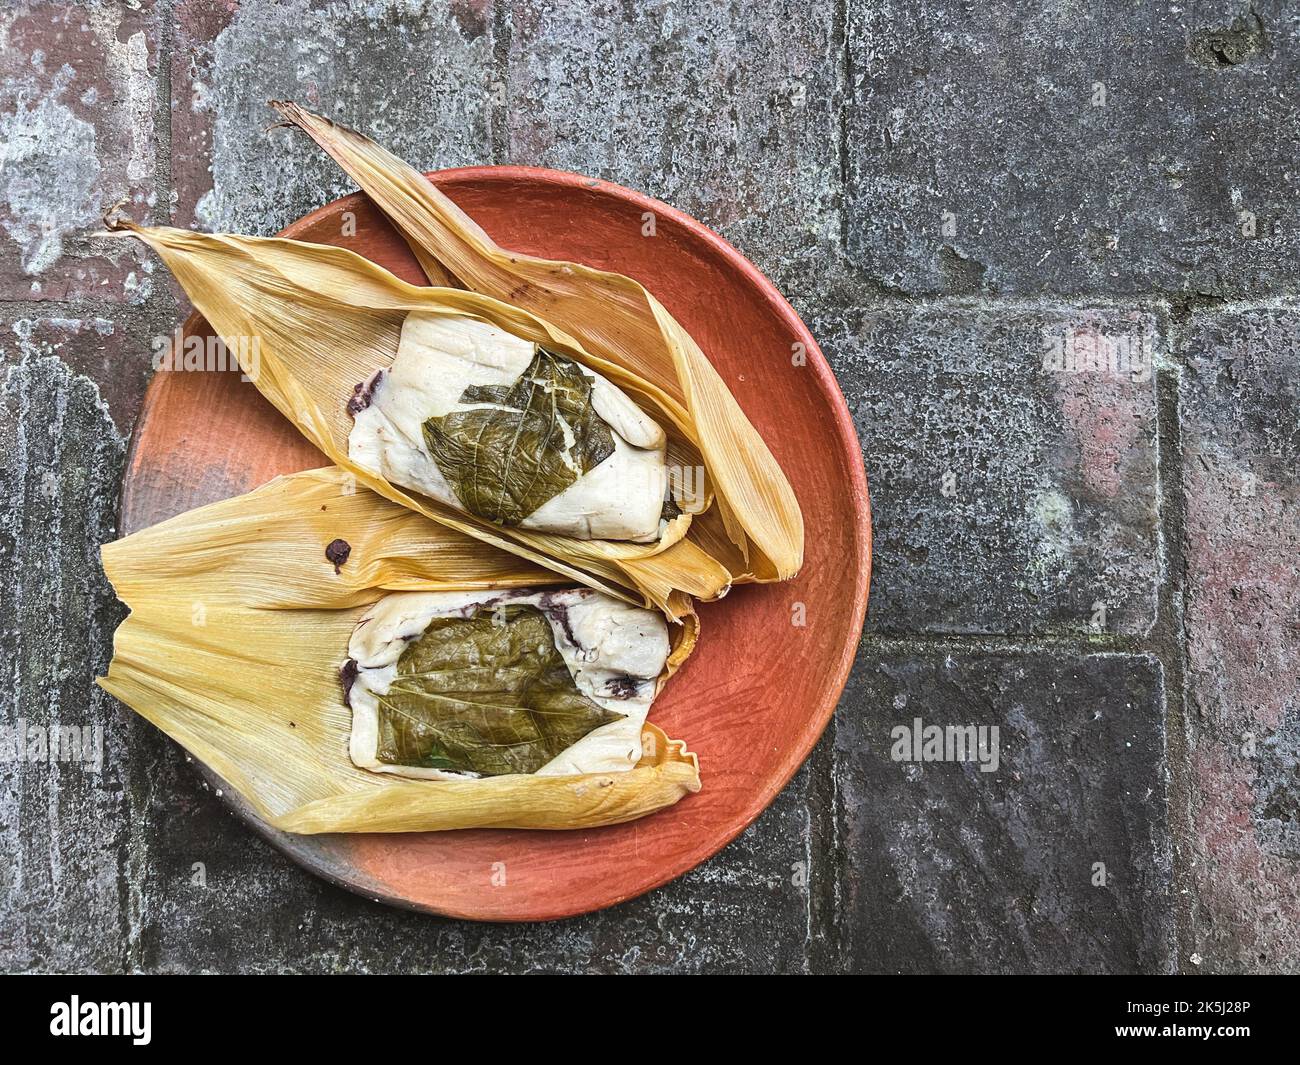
269,102,803,581
97,466,699,834
347,588,672,779
349,311,671,541
104,115,803,613
105,217,713,614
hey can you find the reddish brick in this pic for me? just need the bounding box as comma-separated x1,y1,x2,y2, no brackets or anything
0,1,159,302
0,346,138,973
0,314,158,433
1182,306,1300,972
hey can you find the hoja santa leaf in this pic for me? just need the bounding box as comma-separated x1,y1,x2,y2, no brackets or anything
377,604,623,775
423,348,616,526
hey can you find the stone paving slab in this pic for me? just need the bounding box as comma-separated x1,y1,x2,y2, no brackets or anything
0,1,159,303
501,0,842,294
814,303,1160,636
170,0,495,233
844,0,1300,298
834,648,1174,974
1180,305,1300,974
0,344,139,973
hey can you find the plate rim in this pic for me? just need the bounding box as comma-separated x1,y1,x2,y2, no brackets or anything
118,164,872,922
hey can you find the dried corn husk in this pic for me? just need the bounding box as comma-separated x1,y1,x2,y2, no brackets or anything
98,466,700,833
105,120,802,614
271,101,804,585
106,218,717,616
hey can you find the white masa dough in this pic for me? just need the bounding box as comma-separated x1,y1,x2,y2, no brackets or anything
348,312,668,541
346,588,671,780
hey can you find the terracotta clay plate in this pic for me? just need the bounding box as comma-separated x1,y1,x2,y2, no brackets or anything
120,168,871,921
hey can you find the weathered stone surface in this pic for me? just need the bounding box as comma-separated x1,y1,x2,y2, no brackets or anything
137,751,814,974
171,0,496,234
0,1,159,303
1181,306,1300,973
813,303,1160,635
0,314,159,434
0,343,155,972
834,649,1174,974
502,0,842,294
844,0,1300,297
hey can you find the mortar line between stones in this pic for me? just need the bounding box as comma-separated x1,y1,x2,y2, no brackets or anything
0,299,161,324
788,290,1300,319
806,715,842,972
1155,321,1198,975
0,296,162,316
489,1,511,165
802,0,856,977
836,0,852,263
864,632,1159,656
152,0,175,233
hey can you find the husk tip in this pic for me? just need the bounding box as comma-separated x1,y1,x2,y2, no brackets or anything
267,99,329,133
265,99,303,132
99,200,141,237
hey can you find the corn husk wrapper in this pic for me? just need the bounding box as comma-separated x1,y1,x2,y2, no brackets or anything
107,115,803,616
97,466,700,833
271,102,804,587
109,220,718,618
